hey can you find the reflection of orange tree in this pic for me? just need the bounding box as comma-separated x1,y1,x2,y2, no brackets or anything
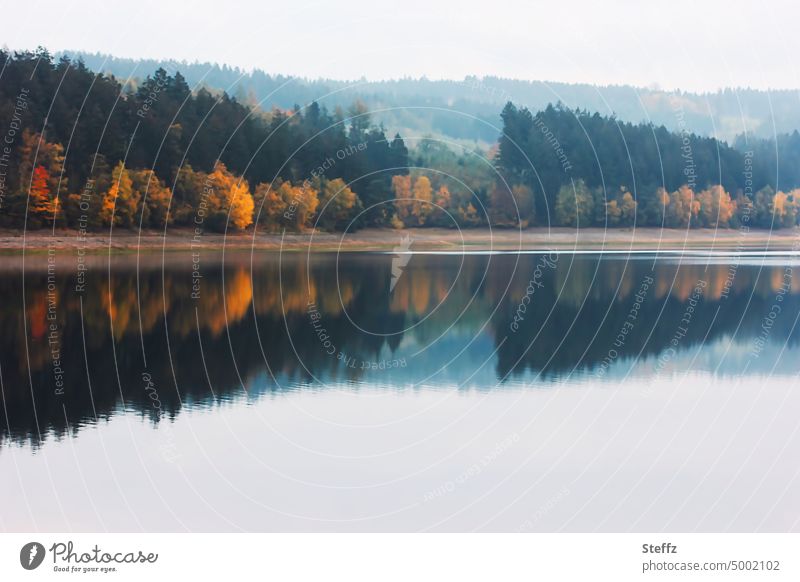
27,290,49,340
78,269,252,341
251,258,362,318
101,278,139,341
317,279,356,315
96,163,175,230
191,268,253,337
252,260,315,316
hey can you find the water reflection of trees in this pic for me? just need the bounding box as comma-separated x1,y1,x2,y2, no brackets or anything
2,253,799,445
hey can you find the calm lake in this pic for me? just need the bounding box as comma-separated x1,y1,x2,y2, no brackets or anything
1,249,799,531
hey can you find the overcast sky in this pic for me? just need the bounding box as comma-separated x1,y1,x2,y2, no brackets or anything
2,0,799,92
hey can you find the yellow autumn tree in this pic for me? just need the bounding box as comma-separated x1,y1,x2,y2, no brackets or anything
697,185,735,228
619,190,637,226
605,199,622,226
314,177,360,230
201,163,255,231
393,175,439,227
411,175,434,225
100,161,139,228
772,189,800,229
392,174,413,225
664,185,699,228
457,202,481,226
430,184,453,226
283,181,319,231
253,182,287,231
130,168,172,229
555,180,594,227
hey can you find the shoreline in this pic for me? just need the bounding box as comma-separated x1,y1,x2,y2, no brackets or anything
1,226,799,254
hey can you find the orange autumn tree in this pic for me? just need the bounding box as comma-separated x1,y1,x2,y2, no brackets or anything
664,185,700,228
284,182,319,231
201,163,255,231
392,175,434,227
253,182,288,231
428,184,452,226
411,175,434,225
13,130,66,225
131,168,173,229
697,185,736,228
29,166,60,222
100,162,139,228
391,174,413,227
314,177,360,231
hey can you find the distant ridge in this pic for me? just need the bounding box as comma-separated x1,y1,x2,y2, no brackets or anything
59,50,800,144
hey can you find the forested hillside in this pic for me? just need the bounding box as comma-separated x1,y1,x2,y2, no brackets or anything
64,51,800,143
492,103,800,228
2,48,800,233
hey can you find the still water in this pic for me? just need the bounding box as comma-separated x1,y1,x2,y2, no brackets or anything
1,249,799,531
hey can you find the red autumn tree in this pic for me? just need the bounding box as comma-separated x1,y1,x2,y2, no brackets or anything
29,166,59,221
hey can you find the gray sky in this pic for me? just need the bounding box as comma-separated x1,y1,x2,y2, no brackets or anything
2,0,799,92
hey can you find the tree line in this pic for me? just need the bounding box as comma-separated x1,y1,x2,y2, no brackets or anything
3,48,800,232
0,49,409,231
492,102,800,229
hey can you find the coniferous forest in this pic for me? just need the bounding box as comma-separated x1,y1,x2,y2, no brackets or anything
2,48,800,233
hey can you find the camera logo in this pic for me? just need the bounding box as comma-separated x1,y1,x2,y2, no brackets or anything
20,542,46,570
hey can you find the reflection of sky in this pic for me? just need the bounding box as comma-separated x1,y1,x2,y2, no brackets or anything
7,371,798,532
558,336,800,388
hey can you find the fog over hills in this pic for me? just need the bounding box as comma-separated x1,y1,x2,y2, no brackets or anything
62,51,800,145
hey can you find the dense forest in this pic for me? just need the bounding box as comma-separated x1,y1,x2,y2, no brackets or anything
2,48,800,232
493,102,800,228
0,48,415,232
64,51,800,143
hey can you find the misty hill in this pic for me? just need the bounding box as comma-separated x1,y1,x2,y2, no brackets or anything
61,51,800,144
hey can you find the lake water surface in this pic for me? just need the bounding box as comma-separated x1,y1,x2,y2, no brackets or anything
1,249,799,531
